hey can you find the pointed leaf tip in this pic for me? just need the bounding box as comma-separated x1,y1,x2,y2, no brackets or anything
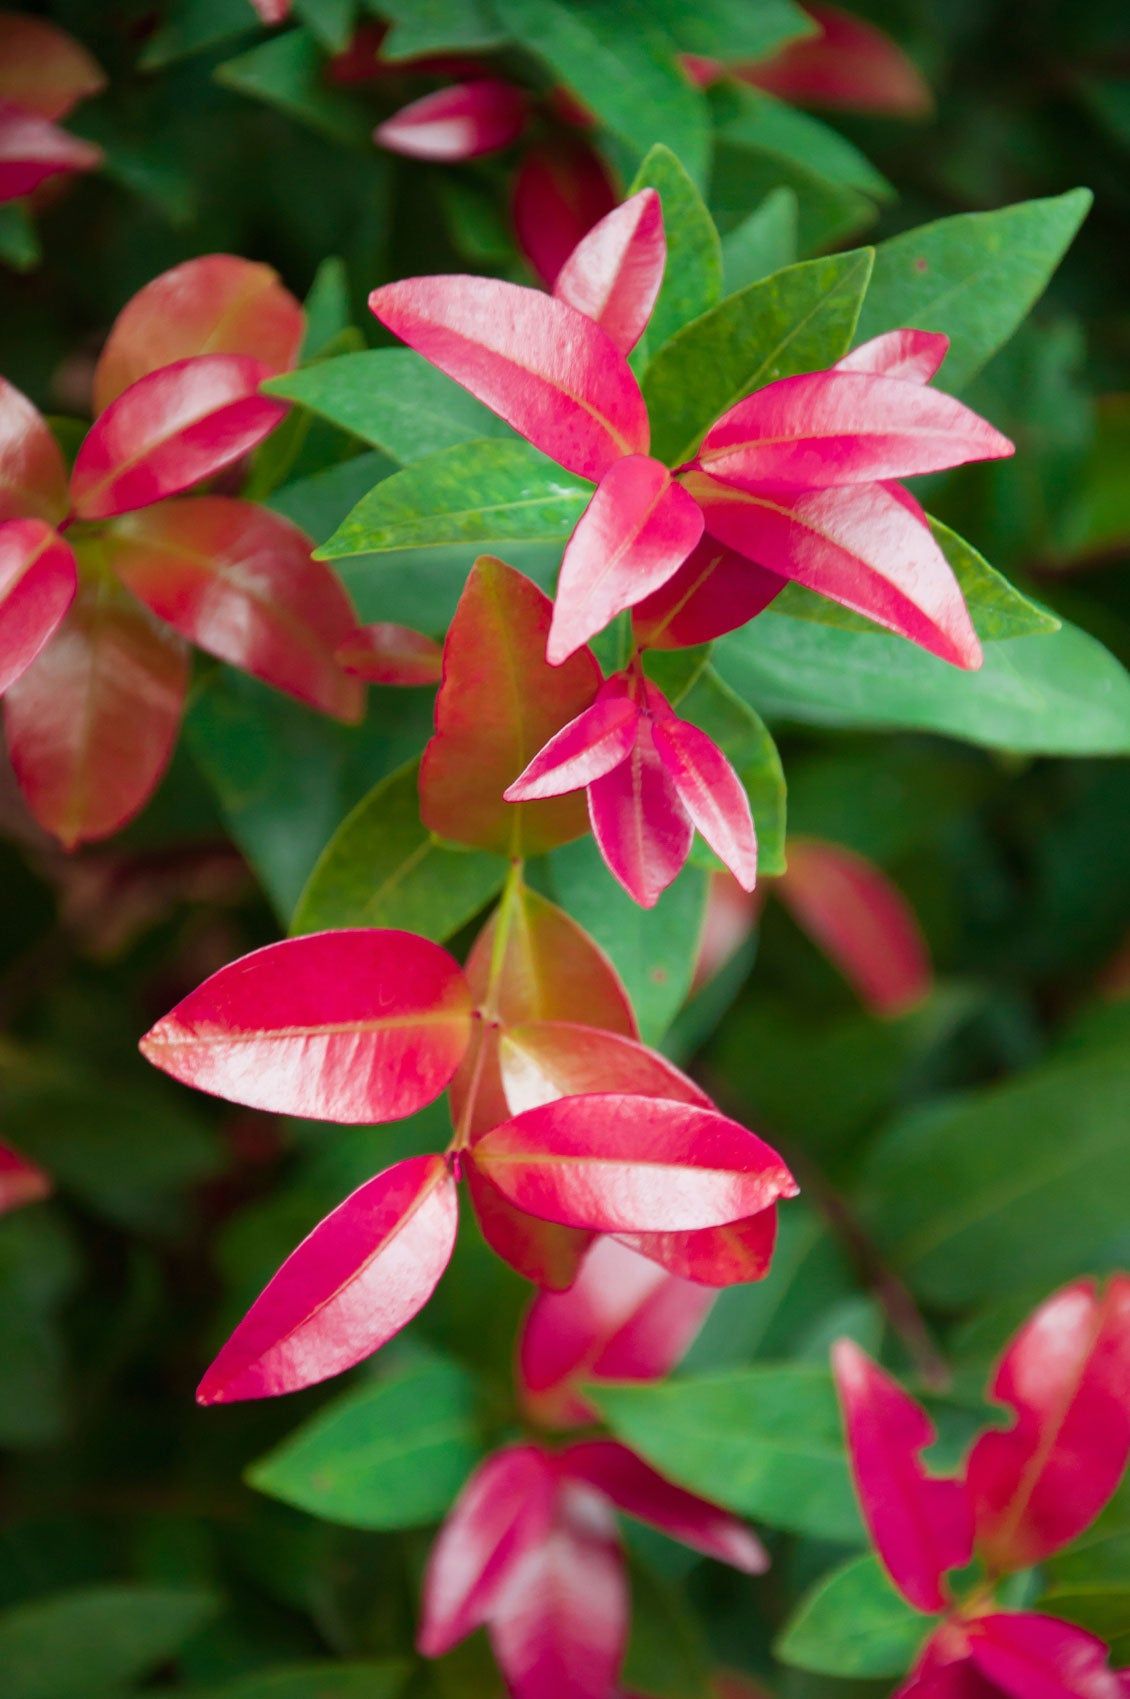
375,79,528,162
553,189,666,354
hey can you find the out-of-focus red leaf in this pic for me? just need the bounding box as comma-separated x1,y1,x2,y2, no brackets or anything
684,469,983,670
0,519,76,694
0,101,100,203
499,1020,709,1117
512,137,619,289
632,537,785,649
375,79,528,161
967,1612,1130,1699
562,1440,768,1571
548,456,704,662
104,497,363,721
475,1094,797,1233
518,1237,715,1427
895,1658,1000,1699
965,1276,1130,1575
621,1206,779,1287
140,929,472,1122
93,255,304,412
836,330,950,385
692,870,762,991
4,573,188,848
776,837,932,1015
0,376,69,524
832,1338,973,1613
465,1162,595,1291
72,356,288,520
587,719,694,907
248,0,291,22
0,1142,51,1214
197,1154,458,1403
0,13,105,120
651,700,758,892
504,679,640,802
553,189,665,354
335,622,443,686
369,276,649,481
743,2,933,116
419,1445,559,1656
420,556,601,854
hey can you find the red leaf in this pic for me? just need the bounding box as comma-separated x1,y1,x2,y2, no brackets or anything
776,838,932,1015
72,356,288,520
895,1657,1000,1699
420,556,601,854
0,102,100,202
248,0,291,21
651,704,758,892
632,537,785,649
4,574,189,847
684,469,983,670
368,276,649,481
197,1154,458,1402
499,1021,710,1117
375,79,528,161
587,719,694,907
836,330,950,385
512,137,619,289
0,519,76,694
475,1094,797,1233
140,929,472,1123
419,1445,559,1656
548,456,704,662
832,1338,973,1613
518,1237,714,1427
504,679,640,802
335,622,443,686
692,869,762,991
621,1206,778,1287
743,2,933,116
0,1142,51,1215
967,1613,1130,1699
0,376,69,524
93,254,304,411
694,370,1012,491
465,1162,595,1291
104,497,363,721
553,189,665,355
562,1440,768,1571
0,13,105,120
965,1276,1130,1574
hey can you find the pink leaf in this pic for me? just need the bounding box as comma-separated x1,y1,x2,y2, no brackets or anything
512,138,619,289
375,79,528,161
684,469,983,670
776,838,932,1015
140,929,472,1122
504,682,639,802
518,1237,716,1426
465,1162,595,1291
0,13,105,121
650,707,758,892
248,0,290,21
474,1094,797,1234
548,456,704,663
0,375,69,524
620,1206,779,1287
965,1276,1130,1574
104,497,364,721
0,101,100,203
895,1659,1000,1699
562,1440,768,1571
694,370,1012,491
587,719,694,907
0,519,76,694
632,537,785,649
832,1338,973,1613
836,330,950,385
335,622,443,686
499,1020,710,1117
197,1154,457,1403
968,1613,1130,1699
368,275,649,481
553,189,665,354
0,1143,51,1215
742,2,933,116
419,1445,559,1656
692,870,763,992
71,356,287,520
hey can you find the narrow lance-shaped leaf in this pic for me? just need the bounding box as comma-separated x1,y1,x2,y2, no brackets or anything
375,79,528,162
553,190,666,356
650,702,758,892
140,929,472,1122
0,519,76,694
0,375,68,523
512,138,618,289
587,719,696,908
504,680,640,802
198,1154,458,1403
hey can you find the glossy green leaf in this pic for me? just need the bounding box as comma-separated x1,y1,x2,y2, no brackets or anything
855,189,1093,392
644,0,812,61
721,188,798,292
776,1555,928,1677
712,83,893,199
375,0,506,58
711,139,876,258
293,0,356,52
629,146,723,357
138,0,256,70
318,440,589,559
248,1359,481,1530
674,665,787,876
206,1663,412,1699
643,248,873,465
593,1366,863,1541
215,31,374,145
0,1584,218,1699
293,758,506,939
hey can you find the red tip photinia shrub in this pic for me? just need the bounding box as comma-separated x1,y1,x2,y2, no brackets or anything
0,11,104,206
834,1276,1130,1696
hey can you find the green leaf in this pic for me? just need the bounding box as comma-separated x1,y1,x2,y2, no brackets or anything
248,1359,481,1530
0,204,41,273
301,257,352,359
776,1555,928,1677
205,1663,412,1699
721,188,798,293
373,0,506,58
293,0,356,52
319,439,590,559
293,759,506,939
265,349,511,462
711,138,876,258
215,30,373,145
715,612,1130,757
675,665,787,876
139,0,257,70
495,0,711,185
270,453,397,544
629,145,723,356
774,517,1060,643
643,0,812,62
622,1556,714,1699
0,1210,80,1451
0,1584,218,1699
854,189,1093,392
643,247,873,466
712,83,893,199
593,1366,863,1541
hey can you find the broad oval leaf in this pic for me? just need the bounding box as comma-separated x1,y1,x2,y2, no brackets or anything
553,189,666,355
0,519,76,694
0,375,68,523
375,79,528,162
197,1154,458,1402
141,928,472,1122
